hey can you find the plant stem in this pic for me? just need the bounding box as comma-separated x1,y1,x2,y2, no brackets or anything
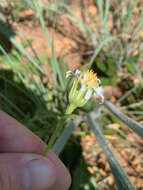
44,115,69,157
65,104,76,115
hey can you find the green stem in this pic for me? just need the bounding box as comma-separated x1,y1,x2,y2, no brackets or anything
65,104,77,115
44,115,69,157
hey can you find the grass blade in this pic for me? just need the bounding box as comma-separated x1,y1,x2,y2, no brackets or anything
104,0,111,23
0,92,25,117
32,0,65,90
87,113,136,190
97,0,104,24
0,23,45,76
88,36,114,69
104,101,143,138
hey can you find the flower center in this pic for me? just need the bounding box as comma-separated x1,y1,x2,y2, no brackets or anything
79,70,99,88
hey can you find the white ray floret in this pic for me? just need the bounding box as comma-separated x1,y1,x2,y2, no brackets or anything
94,78,101,84
84,89,92,100
83,73,87,79
75,69,81,75
66,71,73,78
66,69,81,78
80,83,86,92
93,86,104,103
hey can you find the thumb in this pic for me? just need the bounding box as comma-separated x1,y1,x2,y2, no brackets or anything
0,153,56,190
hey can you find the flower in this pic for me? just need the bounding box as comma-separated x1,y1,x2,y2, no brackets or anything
65,69,104,114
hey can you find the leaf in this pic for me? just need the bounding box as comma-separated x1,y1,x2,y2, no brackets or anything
96,58,106,72
87,114,136,190
22,39,33,48
104,100,143,138
130,54,140,63
0,23,46,76
100,76,117,86
126,54,140,73
32,0,66,90
88,36,114,68
37,54,48,63
71,159,99,190
53,116,82,155
126,61,136,73
57,55,68,89
106,55,117,76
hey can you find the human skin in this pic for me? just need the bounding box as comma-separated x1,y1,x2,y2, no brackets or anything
0,110,71,190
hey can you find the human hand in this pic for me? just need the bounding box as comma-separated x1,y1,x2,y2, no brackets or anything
0,111,71,190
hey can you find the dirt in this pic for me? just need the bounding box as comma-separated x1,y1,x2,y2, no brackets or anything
81,130,143,190
13,14,83,71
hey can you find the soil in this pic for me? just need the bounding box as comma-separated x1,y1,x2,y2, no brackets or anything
81,129,143,190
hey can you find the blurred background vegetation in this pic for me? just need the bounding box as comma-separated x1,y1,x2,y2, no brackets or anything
0,0,143,189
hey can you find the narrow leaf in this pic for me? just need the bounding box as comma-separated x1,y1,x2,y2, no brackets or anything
0,24,45,76
32,0,65,90
53,116,82,155
87,114,136,190
104,101,143,138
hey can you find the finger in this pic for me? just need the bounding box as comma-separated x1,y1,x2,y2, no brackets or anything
0,110,71,189
0,110,45,154
48,151,71,190
0,153,56,190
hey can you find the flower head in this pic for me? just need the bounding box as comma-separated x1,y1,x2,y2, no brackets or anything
66,69,104,114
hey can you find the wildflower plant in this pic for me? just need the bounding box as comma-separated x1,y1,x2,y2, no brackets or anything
44,69,104,155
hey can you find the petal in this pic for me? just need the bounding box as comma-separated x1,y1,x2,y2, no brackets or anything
93,86,104,103
74,69,81,75
80,83,86,91
66,71,73,78
84,89,92,100
100,94,104,103
83,73,87,79
94,78,101,84
93,86,103,95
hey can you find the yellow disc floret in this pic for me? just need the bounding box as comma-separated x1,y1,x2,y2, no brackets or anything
79,70,99,88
